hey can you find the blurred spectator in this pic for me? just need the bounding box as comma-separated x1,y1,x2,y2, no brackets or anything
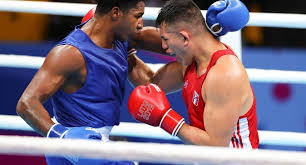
45,0,96,41
243,0,264,46
51,0,94,3
0,0,49,42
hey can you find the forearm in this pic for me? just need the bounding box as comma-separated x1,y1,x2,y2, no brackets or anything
127,56,169,88
128,54,155,86
128,54,184,94
177,124,229,147
16,97,54,137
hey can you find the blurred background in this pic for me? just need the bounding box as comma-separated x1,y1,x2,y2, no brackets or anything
0,0,306,164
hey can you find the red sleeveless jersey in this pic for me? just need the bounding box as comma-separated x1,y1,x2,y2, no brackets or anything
182,46,259,149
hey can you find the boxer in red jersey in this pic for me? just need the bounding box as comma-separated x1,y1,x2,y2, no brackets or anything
127,0,259,149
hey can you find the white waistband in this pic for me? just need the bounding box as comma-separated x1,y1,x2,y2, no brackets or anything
92,126,113,136
52,117,113,141
85,126,113,142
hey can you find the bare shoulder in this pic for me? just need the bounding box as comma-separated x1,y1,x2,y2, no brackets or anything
212,55,247,78
43,44,85,73
203,55,250,102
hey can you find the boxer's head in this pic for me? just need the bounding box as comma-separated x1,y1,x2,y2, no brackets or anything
95,0,145,41
156,0,208,66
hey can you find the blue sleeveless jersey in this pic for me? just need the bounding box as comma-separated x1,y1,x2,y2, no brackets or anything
51,24,128,127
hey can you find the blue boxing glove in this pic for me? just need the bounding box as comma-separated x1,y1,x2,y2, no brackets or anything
206,0,249,36
47,124,102,164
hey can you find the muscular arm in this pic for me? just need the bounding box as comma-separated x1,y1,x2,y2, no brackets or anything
127,27,185,93
16,45,84,136
128,54,186,94
128,26,165,54
178,56,250,146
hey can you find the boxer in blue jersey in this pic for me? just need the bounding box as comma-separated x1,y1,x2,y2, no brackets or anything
16,0,164,165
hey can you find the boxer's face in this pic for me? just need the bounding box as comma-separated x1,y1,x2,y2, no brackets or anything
116,1,144,41
160,23,192,66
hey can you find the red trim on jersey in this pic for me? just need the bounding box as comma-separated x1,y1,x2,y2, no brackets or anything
231,137,236,148
237,120,244,148
233,134,239,148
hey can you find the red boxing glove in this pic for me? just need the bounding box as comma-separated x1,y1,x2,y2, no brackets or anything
128,84,185,136
81,7,96,23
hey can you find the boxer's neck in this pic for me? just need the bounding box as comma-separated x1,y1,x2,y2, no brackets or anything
193,33,226,75
82,16,116,49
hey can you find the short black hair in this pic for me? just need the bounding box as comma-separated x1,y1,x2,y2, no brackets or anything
96,0,145,15
156,0,205,28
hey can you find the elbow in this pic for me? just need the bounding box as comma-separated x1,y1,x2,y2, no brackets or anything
196,139,229,147
16,96,32,118
216,141,230,147
210,137,231,147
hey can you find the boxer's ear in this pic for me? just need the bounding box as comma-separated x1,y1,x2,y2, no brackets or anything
179,30,190,46
111,7,123,20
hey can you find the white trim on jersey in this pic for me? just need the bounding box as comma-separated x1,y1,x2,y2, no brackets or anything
229,117,252,149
